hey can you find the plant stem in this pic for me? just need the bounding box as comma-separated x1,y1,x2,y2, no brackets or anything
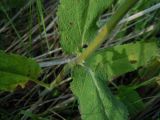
50,63,72,89
32,79,50,89
49,0,139,89
75,0,139,64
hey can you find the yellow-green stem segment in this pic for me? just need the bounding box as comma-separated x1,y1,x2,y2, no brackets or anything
76,0,139,63
50,0,139,89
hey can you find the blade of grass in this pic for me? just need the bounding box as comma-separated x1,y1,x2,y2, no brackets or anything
36,0,50,51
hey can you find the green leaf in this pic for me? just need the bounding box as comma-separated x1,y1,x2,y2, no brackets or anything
58,0,113,54
71,66,128,120
118,86,145,116
139,57,160,80
86,41,159,80
0,51,41,91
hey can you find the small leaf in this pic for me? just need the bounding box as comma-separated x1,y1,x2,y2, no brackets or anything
86,41,158,80
58,0,113,54
0,51,41,91
139,57,160,80
118,86,145,116
71,66,128,120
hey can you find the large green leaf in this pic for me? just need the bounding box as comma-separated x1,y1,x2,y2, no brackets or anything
0,51,41,91
86,41,159,80
58,0,113,54
71,66,128,120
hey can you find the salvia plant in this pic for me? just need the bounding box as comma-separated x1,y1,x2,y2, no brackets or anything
0,0,160,119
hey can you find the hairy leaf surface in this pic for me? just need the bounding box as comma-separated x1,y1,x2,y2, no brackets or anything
58,0,113,54
0,51,41,91
71,66,128,120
